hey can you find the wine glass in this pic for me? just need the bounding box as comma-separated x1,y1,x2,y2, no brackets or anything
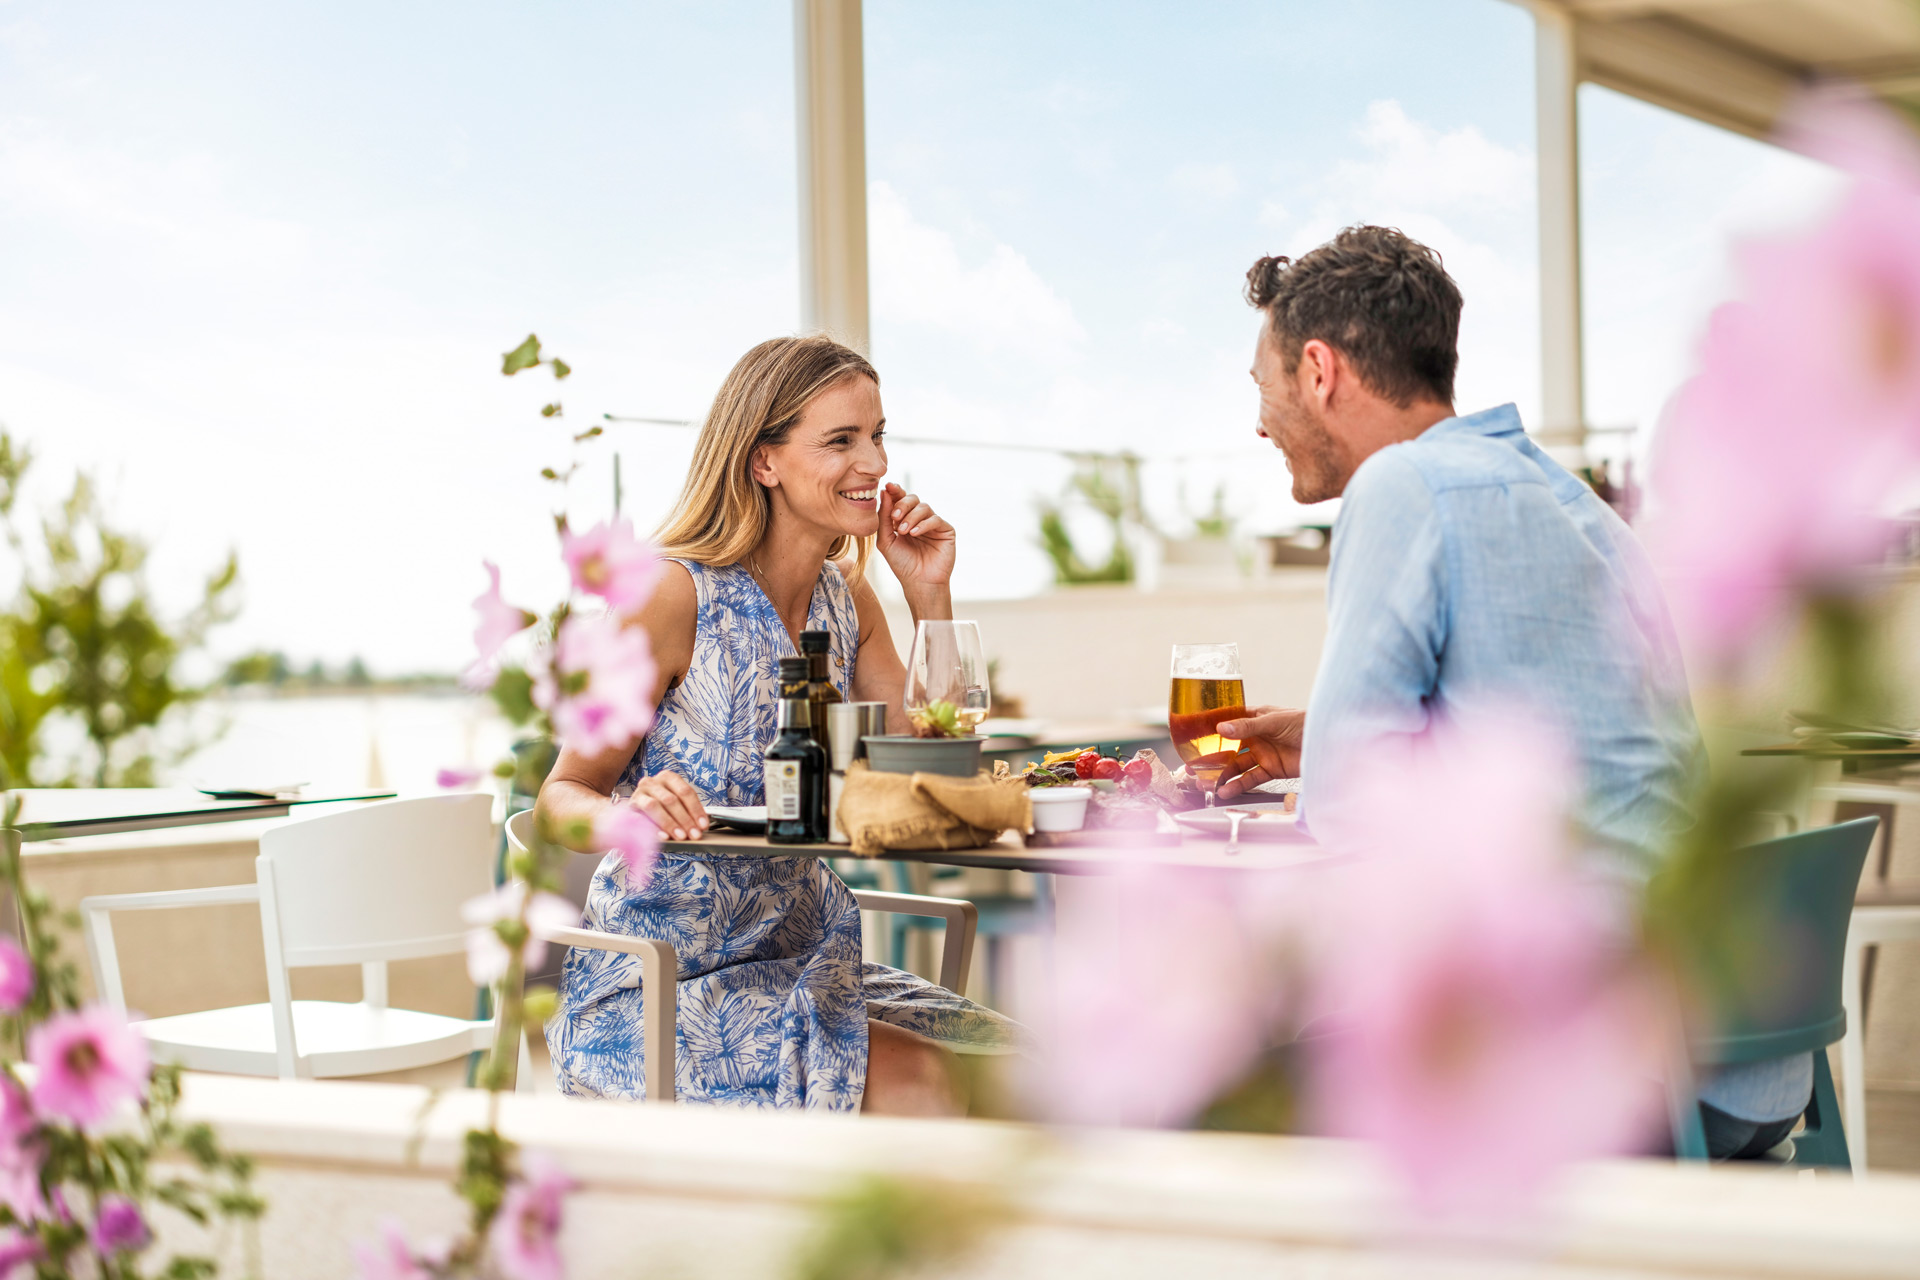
905,620,991,734
1168,642,1246,791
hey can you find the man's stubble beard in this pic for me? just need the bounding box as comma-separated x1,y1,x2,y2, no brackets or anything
1283,401,1344,504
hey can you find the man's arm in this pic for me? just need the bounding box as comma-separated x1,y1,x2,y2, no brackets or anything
1225,449,1448,832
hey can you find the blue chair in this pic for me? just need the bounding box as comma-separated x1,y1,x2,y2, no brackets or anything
1664,816,1877,1166
882,862,1048,1006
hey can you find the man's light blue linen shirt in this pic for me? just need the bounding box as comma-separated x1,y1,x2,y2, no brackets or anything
1297,403,1804,1126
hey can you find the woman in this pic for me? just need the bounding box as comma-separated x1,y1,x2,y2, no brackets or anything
539,335,1023,1114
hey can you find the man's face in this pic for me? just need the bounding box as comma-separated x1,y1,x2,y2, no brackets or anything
1252,327,1344,504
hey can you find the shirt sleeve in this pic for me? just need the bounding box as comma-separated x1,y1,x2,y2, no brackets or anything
1299,448,1448,847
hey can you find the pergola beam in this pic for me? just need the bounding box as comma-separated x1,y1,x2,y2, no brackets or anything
793,0,871,353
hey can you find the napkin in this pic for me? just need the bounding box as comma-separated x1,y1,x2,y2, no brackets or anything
837,760,1032,856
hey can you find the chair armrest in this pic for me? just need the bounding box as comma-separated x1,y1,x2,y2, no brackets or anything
78,884,261,1016
546,926,677,1104
79,884,260,913
850,891,977,994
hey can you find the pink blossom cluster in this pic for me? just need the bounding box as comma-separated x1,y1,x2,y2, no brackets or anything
462,882,581,987
1649,93,1920,659
529,613,658,759
1023,716,1664,1221
0,951,155,1260
354,1156,572,1280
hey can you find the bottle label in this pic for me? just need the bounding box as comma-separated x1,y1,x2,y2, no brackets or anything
766,760,801,820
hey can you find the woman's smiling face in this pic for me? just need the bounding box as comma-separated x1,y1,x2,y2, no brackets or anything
754,375,888,540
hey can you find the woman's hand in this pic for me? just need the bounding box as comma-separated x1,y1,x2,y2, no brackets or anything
877,482,955,601
627,772,709,841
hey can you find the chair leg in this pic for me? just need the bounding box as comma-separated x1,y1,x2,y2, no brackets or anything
1670,1088,1710,1161
1841,939,1870,1176
1790,1050,1851,1169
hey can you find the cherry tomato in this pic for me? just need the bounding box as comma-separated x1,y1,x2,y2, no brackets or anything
1074,750,1103,780
1122,759,1154,791
1092,757,1125,782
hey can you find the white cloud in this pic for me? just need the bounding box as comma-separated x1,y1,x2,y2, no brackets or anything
868,179,1086,362
1327,99,1533,215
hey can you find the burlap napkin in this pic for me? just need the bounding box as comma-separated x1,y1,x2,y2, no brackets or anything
837,759,1033,855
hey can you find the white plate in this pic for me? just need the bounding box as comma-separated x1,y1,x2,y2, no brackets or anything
706,805,767,830
1172,807,1303,841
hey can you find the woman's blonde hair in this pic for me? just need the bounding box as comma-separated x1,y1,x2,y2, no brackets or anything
654,335,879,576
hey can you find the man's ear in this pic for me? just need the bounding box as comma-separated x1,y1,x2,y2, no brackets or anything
749,445,779,489
1298,338,1339,409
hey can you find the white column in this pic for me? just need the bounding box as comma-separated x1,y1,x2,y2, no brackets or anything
794,0,870,354
1533,2,1586,463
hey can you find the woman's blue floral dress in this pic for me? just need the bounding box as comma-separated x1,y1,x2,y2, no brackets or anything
547,559,1025,1109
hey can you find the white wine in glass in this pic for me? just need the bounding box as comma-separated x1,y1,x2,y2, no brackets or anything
905,620,991,733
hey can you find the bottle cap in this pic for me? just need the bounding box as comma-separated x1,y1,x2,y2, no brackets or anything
799,630,830,654
778,656,809,681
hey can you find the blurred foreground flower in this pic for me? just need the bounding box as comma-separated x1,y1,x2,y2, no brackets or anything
0,939,31,1013
1306,718,1664,1218
467,561,538,688
592,803,662,884
463,884,580,986
352,1218,436,1280
27,1006,150,1128
91,1195,151,1255
562,519,663,614
1649,91,1920,659
488,1153,573,1280
531,614,658,758
1023,864,1291,1128
436,766,485,791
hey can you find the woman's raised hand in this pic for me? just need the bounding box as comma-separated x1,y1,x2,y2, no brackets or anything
876,482,956,593
627,772,709,841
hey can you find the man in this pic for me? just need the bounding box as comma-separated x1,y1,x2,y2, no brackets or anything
1217,225,1799,1160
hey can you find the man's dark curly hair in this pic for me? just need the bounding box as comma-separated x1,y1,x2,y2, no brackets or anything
1245,225,1462,408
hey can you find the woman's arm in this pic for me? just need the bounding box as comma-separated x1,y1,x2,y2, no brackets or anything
535,562,712,845
850,483,955,733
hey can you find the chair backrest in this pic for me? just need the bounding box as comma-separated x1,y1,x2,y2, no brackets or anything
257,794,495,968
1679,816,1876,1065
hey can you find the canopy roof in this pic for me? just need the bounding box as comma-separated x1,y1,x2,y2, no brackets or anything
1513,0,1920,139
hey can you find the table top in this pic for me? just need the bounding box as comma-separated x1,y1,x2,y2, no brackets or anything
658,823,1330,876
7,788,398,843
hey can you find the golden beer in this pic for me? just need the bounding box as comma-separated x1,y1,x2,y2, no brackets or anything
1168,676,1247,785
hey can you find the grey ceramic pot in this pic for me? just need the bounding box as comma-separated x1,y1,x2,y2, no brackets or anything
862,735,985,778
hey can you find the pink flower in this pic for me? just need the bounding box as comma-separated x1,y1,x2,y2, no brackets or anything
27,1006,150,1128
468,561,538,687
91,1195,150,1254
592,804,662,885
0,1078,43,1226
0,940,31,1013
561,519,662,614
1021,863,1292,1128
530,614,657,758
0,1229,40,1278
1648,93,1920,659
1304,717,1664,1219
436,766,485,791
487,1153,573,1280
352,1219,432,1280
462,883,579,986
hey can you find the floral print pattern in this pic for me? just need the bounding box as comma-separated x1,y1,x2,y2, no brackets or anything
547,559,1024,1109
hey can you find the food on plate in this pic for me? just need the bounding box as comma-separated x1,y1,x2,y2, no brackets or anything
1020,746,1200,828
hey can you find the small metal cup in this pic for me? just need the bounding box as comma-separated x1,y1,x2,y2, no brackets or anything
853,702,889,753
825,702,866,772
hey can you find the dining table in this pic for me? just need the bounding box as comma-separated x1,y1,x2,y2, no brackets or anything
5,788,398,844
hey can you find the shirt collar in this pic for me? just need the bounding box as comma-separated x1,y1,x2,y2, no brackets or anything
1419,403,1526,442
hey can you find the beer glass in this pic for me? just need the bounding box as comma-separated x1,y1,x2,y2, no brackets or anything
1167,642,1246,789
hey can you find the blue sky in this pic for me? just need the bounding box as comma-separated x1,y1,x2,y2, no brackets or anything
0,1,1837,671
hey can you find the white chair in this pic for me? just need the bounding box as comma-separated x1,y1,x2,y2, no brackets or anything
81,794,531,1087
507,808,978,1104
1799,775,1920,1175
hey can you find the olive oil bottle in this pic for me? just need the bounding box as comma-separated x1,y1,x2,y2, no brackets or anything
798,629,843,763
765,656,827,843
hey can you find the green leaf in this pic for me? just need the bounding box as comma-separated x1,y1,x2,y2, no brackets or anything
490,667,537,727
501,334,543,376
572,425,602,442
540,403,562,418
523,985,559,1025
539,467,558,481
550,357,571,380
